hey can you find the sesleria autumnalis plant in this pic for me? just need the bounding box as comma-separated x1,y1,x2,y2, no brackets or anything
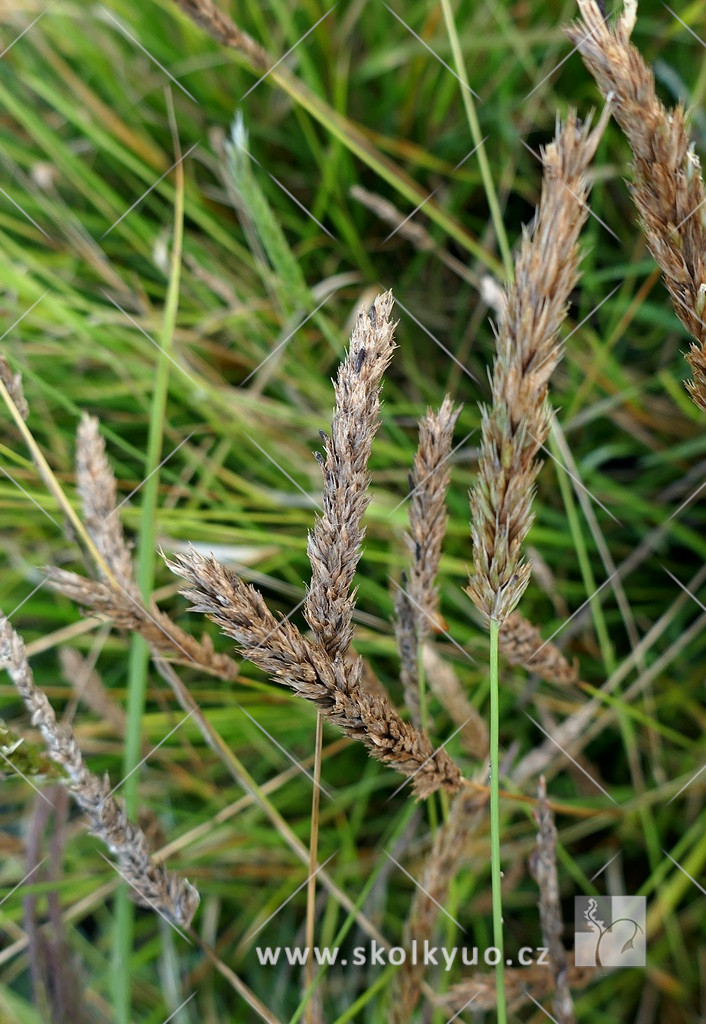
8,2,699,1014
0,101,614,1018
166,108,608,1019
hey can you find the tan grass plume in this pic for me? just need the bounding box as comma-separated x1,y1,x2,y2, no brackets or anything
305,291,396,658
467,110,608,623
567,0,706,409
168,293,462,798
395,396,460,725
0,615,199,928
48,414,239,682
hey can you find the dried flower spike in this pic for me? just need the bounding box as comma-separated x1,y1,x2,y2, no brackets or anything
390,785,487,1023
396,396,460,727
75,413,136,590
169,547,462,798
405,396,460,634
48,415,239,682
530,776,574,1024
467,110,608,623
163,290,461,797
567,0,706,409
500,612,577,685
305,290,397,658
0,615,199,928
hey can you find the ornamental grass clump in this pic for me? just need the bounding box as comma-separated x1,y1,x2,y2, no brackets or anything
5,3,675,1013
0,101,614,1017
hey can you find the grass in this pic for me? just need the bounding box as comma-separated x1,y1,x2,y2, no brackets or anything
0,0,706,1021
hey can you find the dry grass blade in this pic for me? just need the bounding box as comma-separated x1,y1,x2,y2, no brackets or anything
567,0,706,409
350,184,483,289
168,547,463,797
350,184,435,252
305,290,397,658
500,612,578,685
0,615,199,928
389,785,487,1023
467,109,608,623
530,776,574,1023
0,360,118,585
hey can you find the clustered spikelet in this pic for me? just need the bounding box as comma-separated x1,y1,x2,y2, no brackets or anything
305,291,397,658
403,396,461,634
467,110,608,623
48,567,238,681
48,416,239,682
567,0,706,409
395,396,460,726
499,612,578,685
165,293,463,798
0,616,199,928
74,413,136,590
168,547,462,797
530,776,574,1024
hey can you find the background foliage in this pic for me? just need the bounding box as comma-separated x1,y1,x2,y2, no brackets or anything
0,0,705,1020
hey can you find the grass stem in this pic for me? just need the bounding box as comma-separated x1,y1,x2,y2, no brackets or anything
488,618,506,1024
113,113,186,1024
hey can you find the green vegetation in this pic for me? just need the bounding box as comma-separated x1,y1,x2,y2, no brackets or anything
0,0,705,1020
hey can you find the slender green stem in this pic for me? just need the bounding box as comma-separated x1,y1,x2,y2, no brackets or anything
113,143,185,1024
439,0,514,280
488,619,507,1023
